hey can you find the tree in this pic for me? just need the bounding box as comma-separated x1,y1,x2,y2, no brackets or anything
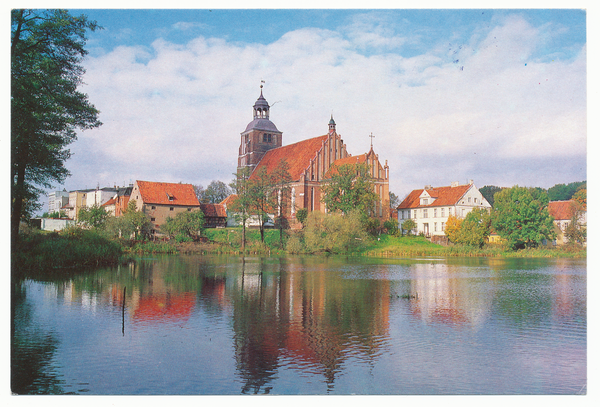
78,204,109,229
269,159,293,247
547,181,586,201
295,208,308,226
193,184,205,203
321,162,378,216
479,185,503,207
444,215,463,243
564,199,586,245
123,200,153,240
247,166,272,243
389,192,400,209
492,186,555,250
11,9,102,241
400,218,416,236
229,167,253,250
572,188,587,211
303,211,370,254
456,208,492,248
162,210,205,241
202,180,231,204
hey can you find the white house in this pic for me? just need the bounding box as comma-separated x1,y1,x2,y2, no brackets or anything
48,190,69,214
397,180,491,237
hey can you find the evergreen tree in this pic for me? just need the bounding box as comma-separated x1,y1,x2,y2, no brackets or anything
11,9,102,241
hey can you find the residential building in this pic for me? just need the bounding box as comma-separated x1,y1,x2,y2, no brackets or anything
48,189,69,214
237,87,390,226
200,203,228,228
129,180,201,234
397,181,491,237
548,200,587,245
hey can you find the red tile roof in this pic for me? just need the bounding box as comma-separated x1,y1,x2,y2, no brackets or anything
397,184,472,209
136,181,200,206
548,200,575,221
220,194,238,207
102,197,117,207
200,203,227,218
324,154,367,177
253,135,329,180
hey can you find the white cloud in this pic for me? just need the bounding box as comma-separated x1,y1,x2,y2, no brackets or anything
70,14,586,195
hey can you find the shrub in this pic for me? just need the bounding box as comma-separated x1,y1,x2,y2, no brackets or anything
303,210,370,254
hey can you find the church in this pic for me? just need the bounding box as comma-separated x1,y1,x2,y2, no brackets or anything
237,86,390,224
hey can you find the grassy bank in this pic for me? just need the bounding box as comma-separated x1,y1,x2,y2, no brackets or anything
12,229,123,275
361,234,586,258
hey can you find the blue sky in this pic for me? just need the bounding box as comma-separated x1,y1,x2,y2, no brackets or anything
19,7,588,211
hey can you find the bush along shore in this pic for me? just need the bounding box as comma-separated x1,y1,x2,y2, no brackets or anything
12,226,586,277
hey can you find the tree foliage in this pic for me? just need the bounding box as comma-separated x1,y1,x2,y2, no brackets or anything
454,208,491,248
269,159,293,246
400,218,416,236
229,167,253,249
78,204,109,229
162,210,205,241
123,200,153,240
200,180,231,204
303,211,370,254
492,186,555,250
444,214,463,243
547,181,586,201
479,185,503,206
321,162,378,216
11,9,102,240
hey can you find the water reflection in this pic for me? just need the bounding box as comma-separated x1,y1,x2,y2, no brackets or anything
11,255,586,394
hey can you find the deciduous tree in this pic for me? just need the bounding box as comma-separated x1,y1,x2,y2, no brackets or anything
321,162,378,216
229,167,253,250
269,159,292,247
492,186,555,250
11,9,102,241
162,210,205,241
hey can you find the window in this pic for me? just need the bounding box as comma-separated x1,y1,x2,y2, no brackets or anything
434,222,437,232
474,198,478,204
434,208,437,218
423,209,428,218
422,198,428,205
442,222,445,231
170,207,174,211
151,205,156,210
468,197,471,203
441,208,445,217
151,217,156,222
413,210,417,219
188,208,192,211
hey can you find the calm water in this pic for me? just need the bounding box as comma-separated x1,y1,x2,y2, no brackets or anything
11,255,586,395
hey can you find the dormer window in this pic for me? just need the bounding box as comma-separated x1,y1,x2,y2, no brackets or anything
166,192,175,201
422,198,428,205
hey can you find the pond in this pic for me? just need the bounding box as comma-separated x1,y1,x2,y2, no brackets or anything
11,255,586,395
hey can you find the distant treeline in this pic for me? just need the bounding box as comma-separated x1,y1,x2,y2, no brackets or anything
480,181,586,206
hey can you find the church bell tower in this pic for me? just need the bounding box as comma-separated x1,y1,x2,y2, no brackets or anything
237,83,283,173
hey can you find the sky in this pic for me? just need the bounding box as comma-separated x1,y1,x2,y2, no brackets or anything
13,6,589,211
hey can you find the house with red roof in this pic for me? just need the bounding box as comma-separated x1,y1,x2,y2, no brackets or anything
129,180,200,234
548,200,586,245
397,181,491,237
237,86,390,226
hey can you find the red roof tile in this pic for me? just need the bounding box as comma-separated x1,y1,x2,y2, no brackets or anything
548,200,575,220
136,181,200,206
324,154,367,177
200,203,227,218
253,135,329,180
102,197,117,207
220,194,238,207
397,184,472,209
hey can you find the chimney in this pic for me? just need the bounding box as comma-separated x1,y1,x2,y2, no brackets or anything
469,179,474,185
451,181,459,187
